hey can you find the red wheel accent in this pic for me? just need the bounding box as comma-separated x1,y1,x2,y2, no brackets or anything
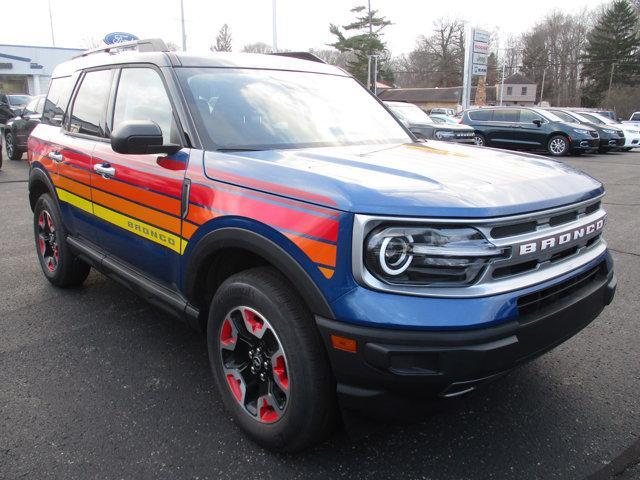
259,398,279,423
226,374,243,402
273,355,289,390
243,308,264,335
220,318,236,347
38,236,46,255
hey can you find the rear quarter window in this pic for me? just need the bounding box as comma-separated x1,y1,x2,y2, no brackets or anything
468,109,492,121
43,76,74,126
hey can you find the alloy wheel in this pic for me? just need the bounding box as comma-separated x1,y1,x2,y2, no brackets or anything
37,210,59,273
549,137,567,155
6,133,14,158
474,135,485,146
219,306,290,423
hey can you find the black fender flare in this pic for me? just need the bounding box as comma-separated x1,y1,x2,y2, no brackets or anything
184,227,335,320
28,164,58,211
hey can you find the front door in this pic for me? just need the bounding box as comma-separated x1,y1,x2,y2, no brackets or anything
89,66,189,286
515,109,548,148
486,109,521,146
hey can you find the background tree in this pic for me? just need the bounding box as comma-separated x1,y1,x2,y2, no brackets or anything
212,24,232,52
414,18,465,87
581,0,640,106
241,42,273,54
308,48,353,69
329,5,394,85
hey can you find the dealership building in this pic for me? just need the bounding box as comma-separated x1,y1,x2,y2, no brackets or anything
0,44,83,96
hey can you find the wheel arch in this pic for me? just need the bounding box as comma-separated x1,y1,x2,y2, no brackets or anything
184,226,335,329
28,164,58,211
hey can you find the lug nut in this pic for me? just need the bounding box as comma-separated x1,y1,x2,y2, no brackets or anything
248,350,254,358
259,372,267,382
263,361,270,369
250,366,258,374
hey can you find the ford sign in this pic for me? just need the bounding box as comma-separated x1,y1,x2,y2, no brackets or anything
103,32,139,45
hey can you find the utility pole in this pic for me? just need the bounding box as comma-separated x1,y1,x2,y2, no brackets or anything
539,68,546,105
48,0,56,47
606,62,616,106
499,62,506,106
367,0,373,91
272,0,278,52
180,0,187,51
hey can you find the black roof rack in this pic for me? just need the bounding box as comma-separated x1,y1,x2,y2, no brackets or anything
74,38,168,59
269,52,326,64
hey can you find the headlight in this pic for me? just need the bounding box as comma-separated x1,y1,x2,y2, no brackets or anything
602,129,617,134
364,225,506,286
434,130,454,140
573,128,590,135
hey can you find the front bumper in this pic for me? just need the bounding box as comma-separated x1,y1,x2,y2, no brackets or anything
571,137,599,151
623,134,640,148
317,262,615,412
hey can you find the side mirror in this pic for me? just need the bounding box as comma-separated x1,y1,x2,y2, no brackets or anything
533,119,542,127
111,120,181,155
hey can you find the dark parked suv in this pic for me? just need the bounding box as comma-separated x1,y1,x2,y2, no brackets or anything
4,95,45,160
547,109,624,153
462,107,599,156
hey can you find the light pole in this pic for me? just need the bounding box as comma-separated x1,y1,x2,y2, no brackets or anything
180,0,187,51
48,0,56,47
272,0,278,52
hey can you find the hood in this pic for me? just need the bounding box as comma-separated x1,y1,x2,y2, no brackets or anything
203,142,603,218
558,121,596,132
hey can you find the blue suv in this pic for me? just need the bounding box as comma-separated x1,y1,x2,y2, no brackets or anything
27,39,615,452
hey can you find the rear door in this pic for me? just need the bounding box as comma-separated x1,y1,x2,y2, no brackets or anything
89,66,188,285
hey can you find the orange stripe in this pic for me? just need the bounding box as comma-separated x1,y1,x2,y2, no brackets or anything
187,204,219,225
182,221,198,239
318,267,334,279
54,175,91,199
285,233,337,267
92,189,181,235
59,163,91,185
92,175,181,216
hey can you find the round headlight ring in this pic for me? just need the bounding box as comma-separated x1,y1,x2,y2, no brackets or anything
379,235,413,275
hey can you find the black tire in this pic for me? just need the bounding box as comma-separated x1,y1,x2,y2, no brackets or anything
33,193,91,287
207,266,337,452
474,133,486,147
547,135,569,156
5,131,23,160
622,147,632,152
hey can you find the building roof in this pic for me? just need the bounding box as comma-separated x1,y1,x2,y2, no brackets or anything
378,86,462,103
503,73,535,85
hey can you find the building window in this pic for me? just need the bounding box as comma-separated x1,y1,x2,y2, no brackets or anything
521,86,527,96
506,86,513,95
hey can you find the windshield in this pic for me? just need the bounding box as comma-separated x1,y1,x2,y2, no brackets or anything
178,68,410,150
535,109,565,123
432,115,458,125
388,103,434,124
550,110,580,123
8,95,31,106
578,112,608,125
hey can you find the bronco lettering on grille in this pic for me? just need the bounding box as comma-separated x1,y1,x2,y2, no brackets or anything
514,217,605,257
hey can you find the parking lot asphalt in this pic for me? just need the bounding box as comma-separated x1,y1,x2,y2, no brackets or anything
1,148,639,480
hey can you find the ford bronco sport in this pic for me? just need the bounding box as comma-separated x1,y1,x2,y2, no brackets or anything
27,39,616,452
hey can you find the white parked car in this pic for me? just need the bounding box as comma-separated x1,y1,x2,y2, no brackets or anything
577,111,640,150
623,112,640,128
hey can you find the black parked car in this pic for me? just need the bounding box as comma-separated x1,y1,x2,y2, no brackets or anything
384,101,475,144
547,109,624,153
461,106,599,156
4,95,44,160
0,93,33,124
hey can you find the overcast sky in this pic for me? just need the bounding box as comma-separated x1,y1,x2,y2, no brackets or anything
2,0,610,55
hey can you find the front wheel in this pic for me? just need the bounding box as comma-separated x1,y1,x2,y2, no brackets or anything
474,133,486,147
547,135,569,156
5,131,23,160
622,147,632,152
207,267,337,452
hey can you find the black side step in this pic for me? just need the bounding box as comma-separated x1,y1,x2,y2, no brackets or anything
67,236,201,330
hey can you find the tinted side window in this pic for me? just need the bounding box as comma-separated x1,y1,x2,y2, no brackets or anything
493,109,520,122
69,69,113,137
520,109,544,123
632,113,640,121
468,109,492,121
43,76,74,126
113,68,178,144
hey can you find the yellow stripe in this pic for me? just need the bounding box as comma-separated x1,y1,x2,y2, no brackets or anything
93,204,183,254
56,188,93,214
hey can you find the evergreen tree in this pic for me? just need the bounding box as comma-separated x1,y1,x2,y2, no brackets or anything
581,0,640,106
212,24,233,52
329,5,394,86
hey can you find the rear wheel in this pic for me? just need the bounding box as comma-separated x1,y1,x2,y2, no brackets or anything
5,131,23,160
474,133,486,147
547,135,569,156
207,267,337,452
33,193,91,287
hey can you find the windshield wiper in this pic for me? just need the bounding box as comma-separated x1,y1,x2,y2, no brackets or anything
216,147,265,152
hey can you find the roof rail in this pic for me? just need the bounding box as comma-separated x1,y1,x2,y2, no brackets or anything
269,52,326,64
74,38,168,59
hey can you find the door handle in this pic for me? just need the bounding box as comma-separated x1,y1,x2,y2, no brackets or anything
94,163,116,179
47,151,63,163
